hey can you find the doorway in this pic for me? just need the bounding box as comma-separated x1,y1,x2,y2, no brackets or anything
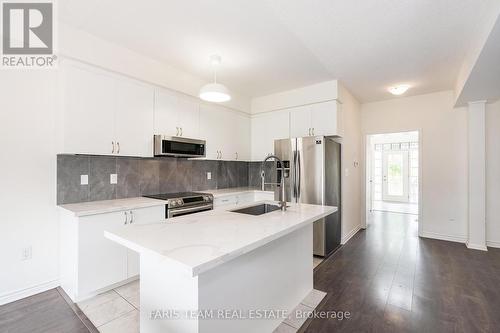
366,131,420,218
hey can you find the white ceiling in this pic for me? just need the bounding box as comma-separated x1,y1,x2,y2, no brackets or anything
59,0,500,102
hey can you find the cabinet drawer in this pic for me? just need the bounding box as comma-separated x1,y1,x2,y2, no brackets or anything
214,196,237,208
128,206,165,225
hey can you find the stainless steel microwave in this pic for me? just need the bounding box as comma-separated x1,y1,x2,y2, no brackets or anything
153,135,206,158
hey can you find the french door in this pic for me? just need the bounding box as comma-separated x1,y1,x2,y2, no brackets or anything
382,151,409,202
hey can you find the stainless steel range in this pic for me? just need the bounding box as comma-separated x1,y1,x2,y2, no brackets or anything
143,192,214,219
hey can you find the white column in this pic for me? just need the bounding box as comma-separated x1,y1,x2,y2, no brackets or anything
467,101,487,251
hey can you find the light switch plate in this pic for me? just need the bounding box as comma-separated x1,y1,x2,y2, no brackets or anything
80,175,88,185
110,173,118,184
207,172,212,180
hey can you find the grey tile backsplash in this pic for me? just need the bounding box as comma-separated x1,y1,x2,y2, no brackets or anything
57,155,275,204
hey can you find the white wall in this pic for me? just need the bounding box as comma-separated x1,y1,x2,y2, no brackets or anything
361,91,469,241
337,85,363,243
486,99,500,247
0,71,59,303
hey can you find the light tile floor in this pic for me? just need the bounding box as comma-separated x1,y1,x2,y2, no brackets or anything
79,258,325,333
77,280,140,332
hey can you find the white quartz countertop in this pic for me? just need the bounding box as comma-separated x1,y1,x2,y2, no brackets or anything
104,201,337,277
58,188,273,216
58,197,166,217
200,187,273,198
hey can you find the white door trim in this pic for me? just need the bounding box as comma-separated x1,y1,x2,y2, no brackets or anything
362,129,423,237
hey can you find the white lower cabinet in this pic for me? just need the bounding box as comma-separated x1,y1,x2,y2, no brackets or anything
125,206,165,277
59,205,164,302
213,192,274,209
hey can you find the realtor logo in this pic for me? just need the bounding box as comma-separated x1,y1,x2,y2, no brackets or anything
1,1,56,68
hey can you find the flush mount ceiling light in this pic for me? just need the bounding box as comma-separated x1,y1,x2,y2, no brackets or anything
388,84,410,96
199,55,231,103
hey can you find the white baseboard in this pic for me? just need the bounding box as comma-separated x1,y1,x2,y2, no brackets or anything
341,225,362,245
466,241,488,251
420,231,466,244
0,279,60,306
487,240,500,248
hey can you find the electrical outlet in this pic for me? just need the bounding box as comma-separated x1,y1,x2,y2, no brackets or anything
110,173,118,184
21,246,32,261
207,172,212,180
80,174,88,185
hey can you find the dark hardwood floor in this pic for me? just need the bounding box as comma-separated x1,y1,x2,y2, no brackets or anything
305,211,500,332
2,211,499,332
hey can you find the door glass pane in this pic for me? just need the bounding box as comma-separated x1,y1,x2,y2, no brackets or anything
387,153,403,196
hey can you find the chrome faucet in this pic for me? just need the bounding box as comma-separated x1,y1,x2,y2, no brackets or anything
261,155,287,211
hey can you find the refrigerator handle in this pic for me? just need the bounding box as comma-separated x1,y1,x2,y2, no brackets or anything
297,150,301,201
292,150,297,200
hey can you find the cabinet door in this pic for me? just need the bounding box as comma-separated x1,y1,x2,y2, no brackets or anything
115,80,154,157
199,104,225,160
126,206,165,277
63,65,115,155
154,89,179,136
289,105,311,137
78,211,128,295
177,95,200,138
250,110,290,161
310,101,338,136
235,113,251,161
221,109,239,160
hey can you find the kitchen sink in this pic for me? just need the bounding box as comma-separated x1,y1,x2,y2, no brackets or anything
231,203,283,216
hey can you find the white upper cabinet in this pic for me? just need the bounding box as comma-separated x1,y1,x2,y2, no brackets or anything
235,113,251,161
177,95,200,138
199,104,250,161
199,103,225,160
154,89,200,138
115,80,154,157
153,89,178,136
251,110,290,161
310,100,341,136
289,100,341,137
289,105,312,137
63,65,116,155
62,63,154,157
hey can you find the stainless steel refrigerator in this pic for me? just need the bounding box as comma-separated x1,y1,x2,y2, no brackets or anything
274,136,341,257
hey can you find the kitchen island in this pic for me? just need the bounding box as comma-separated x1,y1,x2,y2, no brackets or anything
104,201,337,333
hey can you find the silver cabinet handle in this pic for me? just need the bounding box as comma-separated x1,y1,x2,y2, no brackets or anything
176,127,179,136
112,141,115,154
117,142,120,154
219,151,222,159
235,152,238,160
180,127,183,137
124,211,128,225
312,128,315,136
129,211,134,224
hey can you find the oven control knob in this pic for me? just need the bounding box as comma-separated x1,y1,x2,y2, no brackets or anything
203,196,210,202
176,199,183,206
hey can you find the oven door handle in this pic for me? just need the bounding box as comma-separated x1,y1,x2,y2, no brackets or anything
168,204,213,218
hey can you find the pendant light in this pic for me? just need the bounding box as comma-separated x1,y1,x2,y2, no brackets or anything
199,55,231,103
